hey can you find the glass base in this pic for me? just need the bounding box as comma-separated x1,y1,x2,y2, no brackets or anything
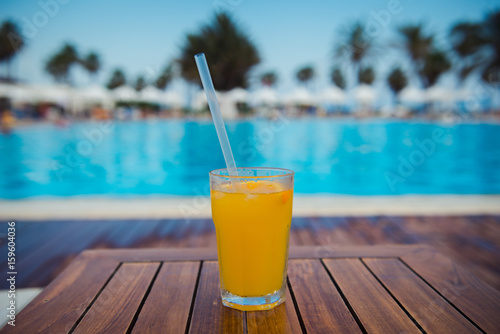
221,288,286,311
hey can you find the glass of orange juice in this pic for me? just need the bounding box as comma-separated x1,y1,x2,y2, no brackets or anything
210,167,294,311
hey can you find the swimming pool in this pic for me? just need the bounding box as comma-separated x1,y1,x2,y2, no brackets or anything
1,118,499,199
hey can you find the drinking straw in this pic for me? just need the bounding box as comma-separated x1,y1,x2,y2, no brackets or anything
195,53,239,178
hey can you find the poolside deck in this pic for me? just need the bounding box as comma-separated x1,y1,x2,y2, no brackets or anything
1,215,499,291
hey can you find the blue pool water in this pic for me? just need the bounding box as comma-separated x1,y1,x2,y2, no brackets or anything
1,119,499,199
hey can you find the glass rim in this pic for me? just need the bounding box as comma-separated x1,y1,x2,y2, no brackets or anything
209,167,294,179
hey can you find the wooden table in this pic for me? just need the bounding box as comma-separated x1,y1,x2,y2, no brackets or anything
3,245,500,333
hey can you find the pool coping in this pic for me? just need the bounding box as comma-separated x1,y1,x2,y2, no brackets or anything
1,195,499,220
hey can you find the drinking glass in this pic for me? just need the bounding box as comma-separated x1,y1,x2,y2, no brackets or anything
210,167,294,311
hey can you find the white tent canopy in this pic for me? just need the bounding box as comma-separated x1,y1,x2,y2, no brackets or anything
163,90,183,108
70,86,113,112
192,90,223,110
318,86,346,105
251,87,278,106
226,87,248,103
399,86,426,104
0,83,12,97
353,84,376,104
139,86,165,104
33,85,74,106
283,87,316,105
77,86,112,105
0,83,35,103
112,86,138,102
454,89,473,102
425,86,455,103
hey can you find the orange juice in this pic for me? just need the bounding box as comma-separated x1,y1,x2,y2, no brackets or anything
211,180,293,300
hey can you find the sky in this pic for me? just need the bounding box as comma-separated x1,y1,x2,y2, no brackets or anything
1,0,499,106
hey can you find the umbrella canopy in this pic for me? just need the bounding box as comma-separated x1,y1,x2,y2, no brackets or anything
353,84,376,104
163,90,183,108
425,86,454,103
283,87,316,105
79,86,112,103
251,87,278,106
33,85,74,106
112,86,138,102
139,86,164,103
0,83,17,98
0,83,35,103
399,86,426,104
192,90,222,110
454,89,473,102
225,87,248,102
74,86,113,110
318,86,346,105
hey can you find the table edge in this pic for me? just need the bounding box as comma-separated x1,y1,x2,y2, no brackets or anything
77,244,432,262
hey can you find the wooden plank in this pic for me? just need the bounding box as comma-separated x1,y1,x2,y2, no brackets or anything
73,262,159,334
10,215,500,291
287,259,361,333
307,217,363,246
323,258,420,334
364,258,481,333
247,287,302,334
0,254,118,334
400,215,500,291
82,245,426,262
10,221,79,287
290,218,317,245
132,261,200,334
290,244,426,259
189,261,244,333
402,247,500,334
15,220,113,288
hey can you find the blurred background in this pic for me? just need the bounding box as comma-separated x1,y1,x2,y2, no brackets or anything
0,0,499,197
0,0,500,314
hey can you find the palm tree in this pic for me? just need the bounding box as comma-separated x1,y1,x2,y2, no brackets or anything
135,75,146,92
448,11,500,87
260,71,277,87
396,24,433,85
420,49,451,87
45,43,78,84
155,64,173,90
331,67,346,90
358,66,375,85
449,23,487,85
296,66,314,87
106,69,126,89
81,52,100,81
336,22,375,84
387,67,408,104
481,10,500,85
0,21,25,80
178,12,260,91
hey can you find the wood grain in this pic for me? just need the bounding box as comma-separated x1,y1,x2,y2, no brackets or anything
3,244,500,334
287,259,361,333
73,262,159,334
289,244,424,259
188,261,244,333
402,247,500,334
4,215,500,291
81,244,424,262
364,258,481,333
0,254,118,334
246,287,302,334
132,262,200,334
323,258,420,334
